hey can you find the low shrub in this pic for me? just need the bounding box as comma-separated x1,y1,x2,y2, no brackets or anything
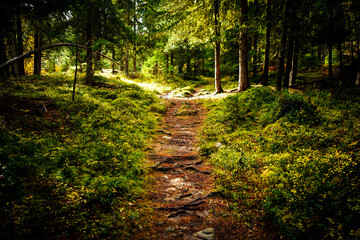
200,87,360,239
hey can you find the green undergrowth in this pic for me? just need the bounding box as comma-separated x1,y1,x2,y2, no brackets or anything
200,87,360,239
0,73,166,239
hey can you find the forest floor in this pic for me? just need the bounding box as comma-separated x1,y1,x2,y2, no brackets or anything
134,89,273,240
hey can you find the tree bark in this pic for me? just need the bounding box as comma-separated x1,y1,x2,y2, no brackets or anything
85,6,94,85
277,0,288,91
238,0,249,91
290,37,299,86
170,52,174,76
133,2,137,73
214,0,223,93
328,2,333,78
112,45,116,74
0,34,9,80
16,8,25,76
165,54,169,74
33,29,42,75
252,0,259,78
283,35,294,89
262,0,271,86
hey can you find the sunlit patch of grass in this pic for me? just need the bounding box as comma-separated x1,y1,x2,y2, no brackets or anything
0,72,165,239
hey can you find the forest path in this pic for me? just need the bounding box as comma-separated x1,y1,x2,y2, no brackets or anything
135,93,246,240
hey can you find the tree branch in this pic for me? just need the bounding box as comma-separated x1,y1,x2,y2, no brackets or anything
0,43,121,69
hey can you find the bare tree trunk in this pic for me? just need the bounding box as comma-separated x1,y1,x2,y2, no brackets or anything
85,6,94,85
214,0,223,93
112,45,116,74
166,54,169,74
16,8,25,76
133,2,137,73
328,2,333,78
290,38,299,86
252,0,259,78
356,62,360,86
262,0,271,86
277,0,288,91
33,29,41,75
202,56,205,76
238,0,249,91
338,42,343,78
283,35,294,89
0,34,9,80
170,52,174,76
186,54,191,76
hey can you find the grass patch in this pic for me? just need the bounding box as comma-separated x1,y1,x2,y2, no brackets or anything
200,87,360,239
0,72,165,239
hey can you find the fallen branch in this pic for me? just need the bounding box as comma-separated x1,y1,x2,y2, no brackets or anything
0,43,121,69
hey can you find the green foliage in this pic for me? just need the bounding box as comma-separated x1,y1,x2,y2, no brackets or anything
0,73,164,239
200,87,360,239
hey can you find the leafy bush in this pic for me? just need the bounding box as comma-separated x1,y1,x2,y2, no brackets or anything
200,87,360,239
0,73,164,239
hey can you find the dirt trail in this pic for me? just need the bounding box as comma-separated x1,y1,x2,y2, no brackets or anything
135,95,249,240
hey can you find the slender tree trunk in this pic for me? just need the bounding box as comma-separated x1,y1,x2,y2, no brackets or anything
277,0,288,91
133,1,136,73
202,56,205,76
238,0,249,91
283,35,294,89
112,45,116,74
328,3,333,78
16,8,25,76
214,0,223,93
85,6,94,85
252,0,259,78
0,34,9,80
318,46,322,63
170,52,174,76
356,61,360,86
262,0,271,86
125,4,130,77
290,38,299,86
186,54,191,76
338,42,343,78
33,29,40,75
166,54,169,74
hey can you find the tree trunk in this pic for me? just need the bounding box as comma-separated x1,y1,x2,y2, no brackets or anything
85,6,94,85
33,29,41,75
262,0,271,86
328,3,333,78
238,0,249,91
214,0,223,93
133,2,137,73
202,56,205,76
338,42,343,78
186,54,191,76
0,34,9,80
252,0,259,78
318,46,322,63
16,8,25,76
112,45,116,74
290,37,299,86
166,54,169,74
11,31,18,76
277,0,288,91
283,35,294,89
170,52,174,76
356,61,360,87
